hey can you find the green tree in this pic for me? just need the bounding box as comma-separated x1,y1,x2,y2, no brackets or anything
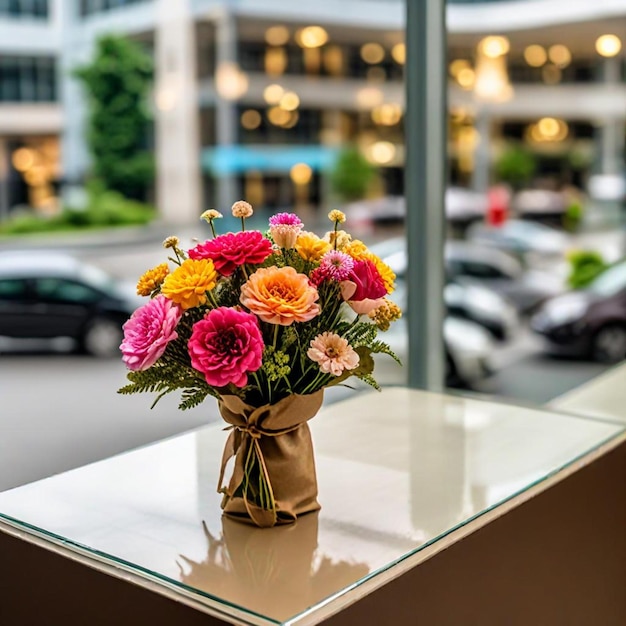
330,146,375,201
494,146,537,190
75,35,154,200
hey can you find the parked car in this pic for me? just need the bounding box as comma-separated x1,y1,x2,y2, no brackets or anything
465,219,568,261
380,287,495,389
446,241,565,313
371,238,520,340
511,189,568,218
0,251,142,357
530,258,626,363
342,188,487,235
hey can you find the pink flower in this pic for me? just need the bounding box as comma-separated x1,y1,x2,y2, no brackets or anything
307,332,360,376
269,212,303,249
188,307,264,388
188,231,273,276
318,250,354,282
340,259,388,315
120,295,182,371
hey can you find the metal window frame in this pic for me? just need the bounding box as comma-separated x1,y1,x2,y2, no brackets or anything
405,0,447,391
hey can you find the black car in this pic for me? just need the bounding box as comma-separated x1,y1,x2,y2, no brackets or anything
531,259,626,363
0,251,141,357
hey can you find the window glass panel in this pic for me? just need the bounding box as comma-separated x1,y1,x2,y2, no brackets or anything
0,279,28,300
35,279,100,304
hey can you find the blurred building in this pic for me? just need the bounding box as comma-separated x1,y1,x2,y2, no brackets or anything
0,0,625,223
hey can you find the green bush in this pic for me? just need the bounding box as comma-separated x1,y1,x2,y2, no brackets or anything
567,250,608,289
0,188,155,236
494,146,537,190
330,146,375,201
562,201,584,232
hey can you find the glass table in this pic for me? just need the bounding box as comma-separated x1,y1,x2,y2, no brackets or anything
1,388,624,625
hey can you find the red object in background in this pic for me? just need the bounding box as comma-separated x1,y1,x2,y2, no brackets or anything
487,186,509,227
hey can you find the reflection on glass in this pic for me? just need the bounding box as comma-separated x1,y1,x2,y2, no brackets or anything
177,516,369,621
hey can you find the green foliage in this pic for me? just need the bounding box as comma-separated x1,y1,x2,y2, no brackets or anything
567,250,608,290
0,188,155,236
494,146,537,189
330,146,375,201
74,35,154,200
562,201,584,232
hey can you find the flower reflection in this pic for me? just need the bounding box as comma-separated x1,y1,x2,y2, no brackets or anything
176,514,369,621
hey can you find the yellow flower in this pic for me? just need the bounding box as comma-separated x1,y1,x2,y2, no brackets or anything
343,239,369,260
161,258,217,310
368,254,396,294
231,200,253,218
136,263,169,296
368,298,402,331
295,231,332,262
324,229,352,251
328,209,346,224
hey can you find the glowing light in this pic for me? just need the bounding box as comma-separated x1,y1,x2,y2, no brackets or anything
368,141,396,164
371,103,402,126
323,45,344,76
548,44,571,68
296,26,328,49
360,42,385,64
391,42,405,65
480,36,510,59
538,117,560,137
240,109,262,130
290,163,313,185
267,106,291,126
263,84,284,105
529,117,569,143
596,34,622,58
264,47,287,76
524,45,547,67
474,54,513,102
457,68,475,89
449,59,470,77
265,25,289,46
281,111,299,129
457,127,479,148
355,86,384,108
12,148,35,172
279,91,300,111
215,62,248,100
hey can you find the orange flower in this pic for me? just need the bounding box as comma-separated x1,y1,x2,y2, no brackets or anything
240,266,320,325
161,258,217,310
136,263,169,296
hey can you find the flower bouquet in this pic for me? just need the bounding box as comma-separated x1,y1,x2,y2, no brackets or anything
119,202,401,527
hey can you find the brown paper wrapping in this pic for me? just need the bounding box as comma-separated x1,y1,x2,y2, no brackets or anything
217,390,324,528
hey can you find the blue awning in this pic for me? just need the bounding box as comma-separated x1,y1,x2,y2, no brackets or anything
201,145,340,175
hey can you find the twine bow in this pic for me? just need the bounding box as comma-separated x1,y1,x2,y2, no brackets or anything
217,391,324,528
218,421,301,527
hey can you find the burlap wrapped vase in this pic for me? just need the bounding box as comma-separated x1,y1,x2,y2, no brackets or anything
217,390,324,528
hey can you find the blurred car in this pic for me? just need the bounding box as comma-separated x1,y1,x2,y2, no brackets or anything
342,188,487,234
511,189,567,218
465,219,568,260
0,251,141,357
446,241,565,313
530,258,626,363
381,288,495,389
372,238,519,340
